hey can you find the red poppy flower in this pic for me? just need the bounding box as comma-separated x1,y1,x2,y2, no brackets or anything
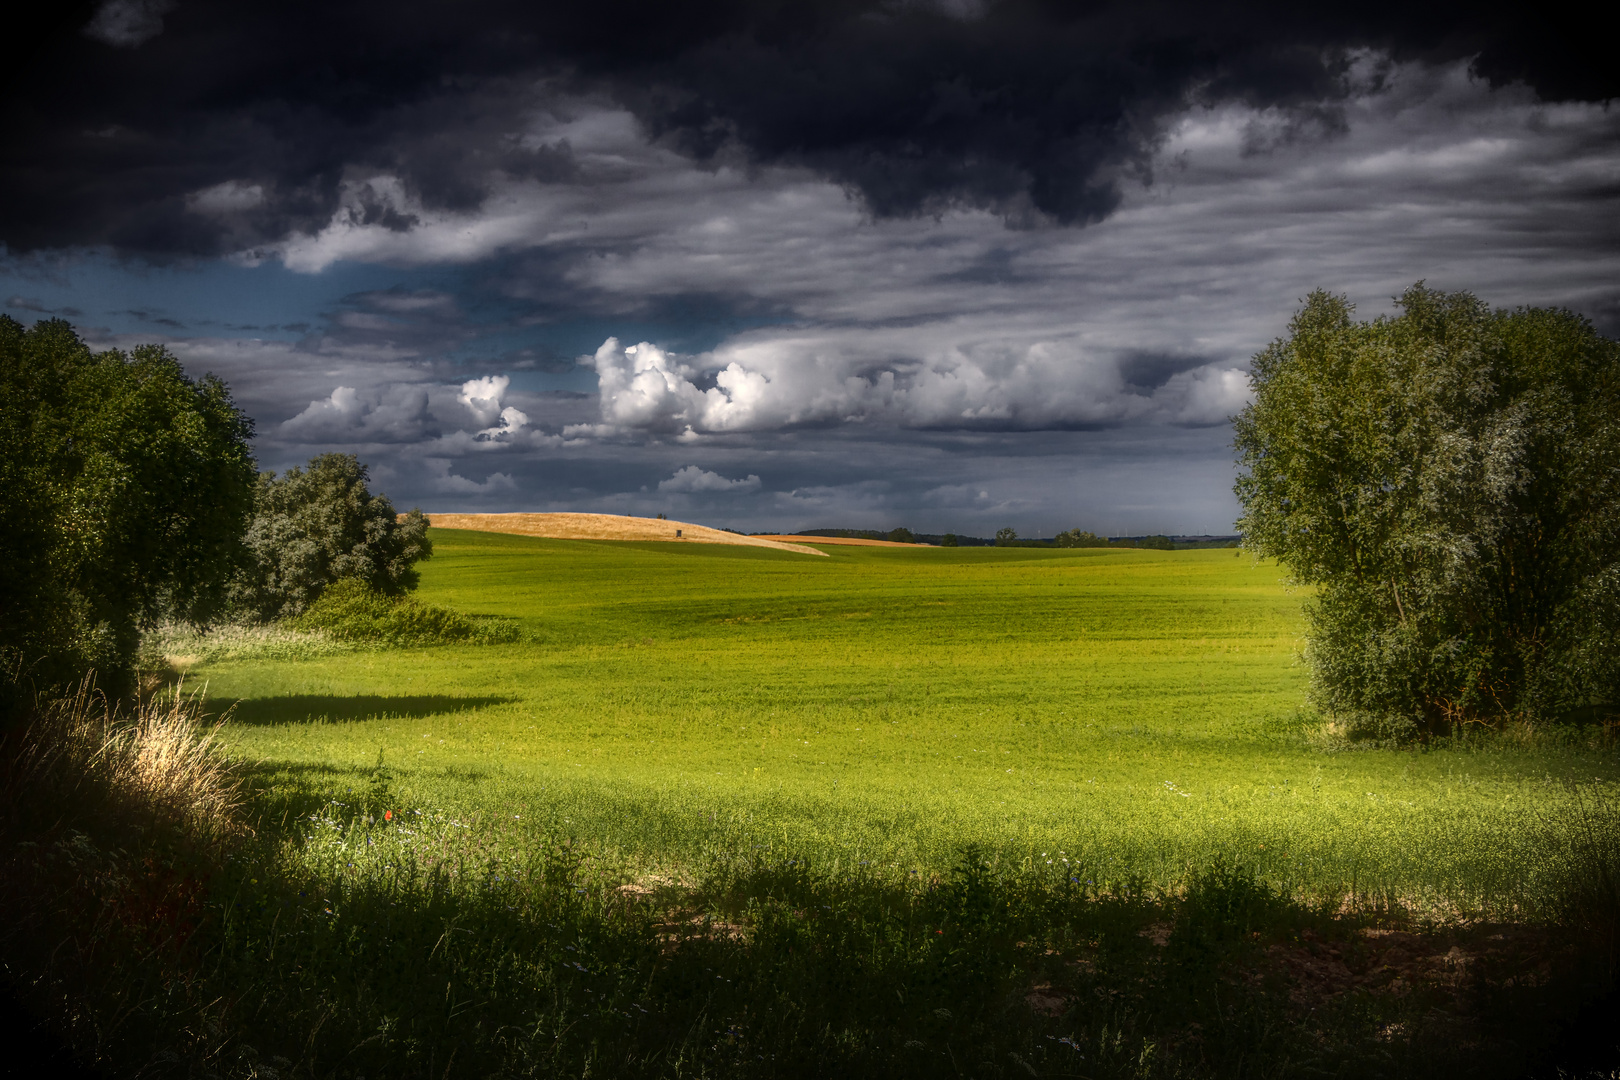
384,810,393,821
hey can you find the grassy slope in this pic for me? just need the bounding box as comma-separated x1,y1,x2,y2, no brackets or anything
200,529,1617,913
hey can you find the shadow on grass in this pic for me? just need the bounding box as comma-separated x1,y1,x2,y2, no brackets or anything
220,694,517,726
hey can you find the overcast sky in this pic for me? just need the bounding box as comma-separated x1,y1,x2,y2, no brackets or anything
4,1,1617,536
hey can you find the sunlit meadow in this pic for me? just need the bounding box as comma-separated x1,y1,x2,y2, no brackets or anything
197,529,1618,914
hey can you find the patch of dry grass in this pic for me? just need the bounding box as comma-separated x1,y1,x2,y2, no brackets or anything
417,511,829,555
3,677,244,841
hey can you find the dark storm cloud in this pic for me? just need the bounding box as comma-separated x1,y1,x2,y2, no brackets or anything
4,0,1615,255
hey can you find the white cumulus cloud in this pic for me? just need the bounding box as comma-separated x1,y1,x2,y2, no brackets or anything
459,375,510,427
280,385,437,442
454,375,532,440
574,331,1250,438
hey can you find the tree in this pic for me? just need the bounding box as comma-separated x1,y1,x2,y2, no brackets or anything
887,526,916,544
1054,529,1107,548
232,454,432,620
1234,285,1620,736
995,527,1018,546
941,533,959,547
0,318,257,708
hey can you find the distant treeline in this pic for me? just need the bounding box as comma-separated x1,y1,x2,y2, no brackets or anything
782,528,1240,550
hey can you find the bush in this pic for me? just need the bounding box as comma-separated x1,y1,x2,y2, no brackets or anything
291,578,520,646
1235,285,1620,735
232,454,432,620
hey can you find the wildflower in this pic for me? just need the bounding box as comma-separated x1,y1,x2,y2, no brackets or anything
385,810,393,821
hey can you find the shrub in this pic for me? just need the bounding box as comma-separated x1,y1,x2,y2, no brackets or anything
291,578,520,646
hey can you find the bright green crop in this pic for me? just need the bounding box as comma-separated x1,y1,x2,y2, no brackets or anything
198,529,1619,913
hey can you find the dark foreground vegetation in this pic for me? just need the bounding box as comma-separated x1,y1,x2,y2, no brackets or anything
3,684,1618,1079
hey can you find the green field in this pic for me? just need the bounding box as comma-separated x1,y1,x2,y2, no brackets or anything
202,528,1617,912
56,527,1607,1078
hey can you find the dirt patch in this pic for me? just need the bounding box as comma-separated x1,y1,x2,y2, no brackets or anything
615,872,687,900
653,911,749,953
751,534,933,547
1139,921,1173,947
1259,923,1561,1010
413,513,827,556
1024,922,1568,1029
1025,983,1068,1017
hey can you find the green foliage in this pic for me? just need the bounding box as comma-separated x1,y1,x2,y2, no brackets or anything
940,533,958,547
233,453,432,620
1053,528,1107,547
1235,285,1620,736
994,526,1018,546
0,317,257,706
290,577,519,646
886,526,916,543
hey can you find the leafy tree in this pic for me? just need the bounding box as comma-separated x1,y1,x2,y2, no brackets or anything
1234,285,1620,736
0,318,257,707
886,526,916,544
233,454,432,620
941,533,959,547
994,527,1018,546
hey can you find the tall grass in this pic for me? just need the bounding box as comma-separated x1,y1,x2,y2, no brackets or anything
142,620,349,666
0,678,244,1071
1,676,243,840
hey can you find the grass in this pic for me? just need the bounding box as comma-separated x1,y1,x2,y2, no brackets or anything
8,529,1618,1077
204,530,1617,915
